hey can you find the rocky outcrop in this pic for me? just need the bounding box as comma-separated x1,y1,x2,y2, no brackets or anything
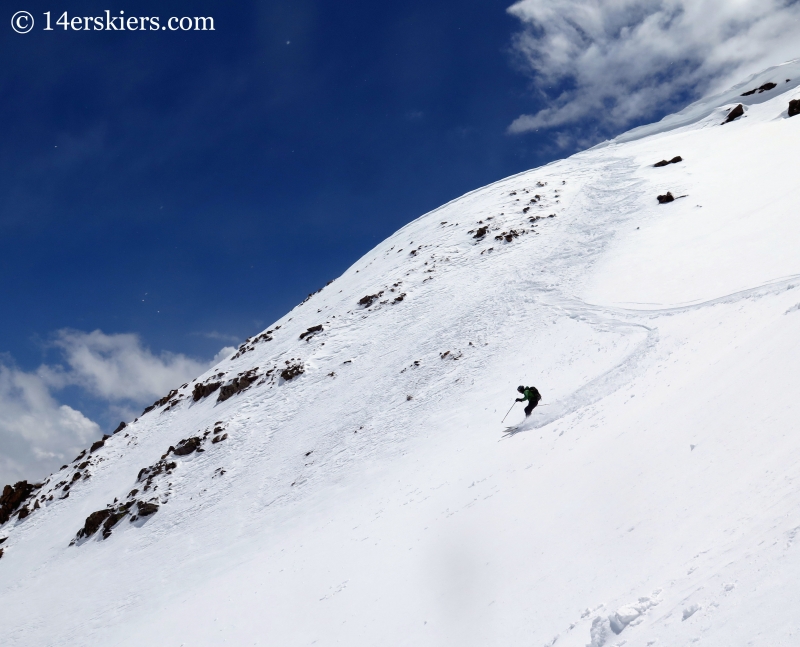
741,82,777,96
653,156,682,167
722,104,744,124
358,292,383,308
217,370,260,402
0,482,37,525
142,389,181,415
280,361,304,381
77,509,112,539
657,192,675,204
193,381,221,401
136,501,159,517
789,99,800,118
299,325,323,340
172,437,202,456
90,435,111,453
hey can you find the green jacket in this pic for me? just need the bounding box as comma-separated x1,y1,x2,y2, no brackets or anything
517,387,541,403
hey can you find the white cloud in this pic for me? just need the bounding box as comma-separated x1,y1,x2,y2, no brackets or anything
44,329,214,402
506,0,800,135
0,363,99,484
0,330,233,485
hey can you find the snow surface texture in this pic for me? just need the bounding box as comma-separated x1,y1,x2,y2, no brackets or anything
2,66,800,647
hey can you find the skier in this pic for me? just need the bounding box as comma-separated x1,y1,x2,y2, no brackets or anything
515,385,541,417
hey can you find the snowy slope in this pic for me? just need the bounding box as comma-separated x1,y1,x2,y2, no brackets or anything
2,64,800,647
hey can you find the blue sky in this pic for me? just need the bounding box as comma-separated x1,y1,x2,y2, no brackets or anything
2,0,545,366
3,0,799,482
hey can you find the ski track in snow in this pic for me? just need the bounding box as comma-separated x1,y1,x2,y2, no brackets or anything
3,62,800,647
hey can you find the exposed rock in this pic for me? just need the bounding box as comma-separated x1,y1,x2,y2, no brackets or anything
789,99,800,117
173,437,202,456
495,229,521,242
0,548,3,559
218,369,259,402
392,293,406,304
90,435,111,453
473,226,488,239
193,381,221,402
212,433,228,444
358,292,383,308
299,325,324,340
722,104,744,124
741,82,777,96
143,389,179,415
136,501,159,517
101,505,132,539
17,507,29,520
232,330,275,359
653,156,682,167
113,421,127,434
657,192,675,204
138,460,177,483
0,481,36,525
77,509,112,538
281,362,305,382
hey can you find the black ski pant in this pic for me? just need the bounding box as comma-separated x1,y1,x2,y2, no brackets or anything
524,400,538,416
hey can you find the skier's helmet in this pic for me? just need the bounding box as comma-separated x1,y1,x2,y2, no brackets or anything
517,385,525,393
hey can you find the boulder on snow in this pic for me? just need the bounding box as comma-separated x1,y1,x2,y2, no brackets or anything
136,501,159,517
113,421,127,434
657,192,675,204
90,435,110,453
299,325,323,340
173,437,202,456
358,292,383,308
740,82,777,96
788,99,800,117
653,156,682,167
722,104,744,124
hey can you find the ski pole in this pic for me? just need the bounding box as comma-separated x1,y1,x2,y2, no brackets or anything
501,401,517,423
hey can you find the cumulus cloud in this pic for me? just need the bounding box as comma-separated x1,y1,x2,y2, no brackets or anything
506,0,800,136
0,330,234,484
0,363,99,484
44,329,218,402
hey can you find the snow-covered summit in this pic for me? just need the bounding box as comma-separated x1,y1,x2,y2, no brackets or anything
2,66,800,647
612,57,800,143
